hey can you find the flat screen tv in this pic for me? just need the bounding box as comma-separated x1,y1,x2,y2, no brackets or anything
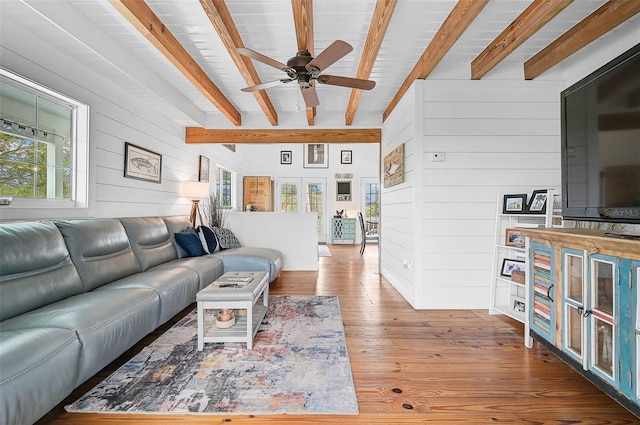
561,43,640,224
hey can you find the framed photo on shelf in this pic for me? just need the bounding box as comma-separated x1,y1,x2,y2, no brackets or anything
502,194,527,214
526,189,548,214
124,142,162,184
500,258,526,277
505,228,526,247
303,143,329,168
198,155,210,182
341,150,352,164
510,295,526,313
280,150,292,165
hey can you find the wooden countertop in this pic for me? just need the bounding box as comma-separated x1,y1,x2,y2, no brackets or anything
519,227,640,260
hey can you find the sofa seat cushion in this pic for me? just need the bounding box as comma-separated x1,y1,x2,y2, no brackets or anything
154,256,224,291
212,247,282,282
0,288,160,385
0,328,81,425
95,267,200,325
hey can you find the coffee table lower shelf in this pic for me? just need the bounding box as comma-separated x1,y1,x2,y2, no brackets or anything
201,302,267,346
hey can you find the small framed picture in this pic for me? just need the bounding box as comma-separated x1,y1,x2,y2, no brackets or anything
199,155,210,182
303,143,328,168
124,142,162,183
281,150,292,165
526,189,548,214
341,150,352,164
501,258,526,277
505,228,526,247
510,295,525,313
502,194,527,214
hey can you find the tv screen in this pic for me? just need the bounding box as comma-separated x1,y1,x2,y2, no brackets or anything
561,43,640,224
336,181,351,201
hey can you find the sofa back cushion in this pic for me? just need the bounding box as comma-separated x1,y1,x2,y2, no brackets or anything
0,221,85,321
162,216,193,258
119,217,178,270
55,219,142,291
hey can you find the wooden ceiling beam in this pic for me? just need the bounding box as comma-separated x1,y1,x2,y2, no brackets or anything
292,0,316,126
109,0,241,126
383,0,488,122
345,0,397,126
186,127,381,144
199,0,278,126
525,1,640,80
471,0,573,80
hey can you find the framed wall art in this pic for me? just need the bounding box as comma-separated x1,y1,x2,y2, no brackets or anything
341,150,352,164
199,155,210,182
303,143,328,168
502,194,527,214
124,142,162,183
383,143,404,188
281,150,292,165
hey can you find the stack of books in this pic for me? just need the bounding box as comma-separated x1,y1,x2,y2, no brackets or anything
213,275,253,287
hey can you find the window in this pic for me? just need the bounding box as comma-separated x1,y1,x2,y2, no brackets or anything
215,166,233,208
0,69,88,208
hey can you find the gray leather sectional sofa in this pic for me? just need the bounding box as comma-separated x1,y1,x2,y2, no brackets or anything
0,215,282,425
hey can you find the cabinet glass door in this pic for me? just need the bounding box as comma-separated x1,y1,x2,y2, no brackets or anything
589,258,616,382
563,250,585,361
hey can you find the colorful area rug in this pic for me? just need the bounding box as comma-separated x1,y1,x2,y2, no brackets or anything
318,244,332,257
66,296,358,416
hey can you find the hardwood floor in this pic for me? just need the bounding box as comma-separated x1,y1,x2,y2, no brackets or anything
38,245,638,424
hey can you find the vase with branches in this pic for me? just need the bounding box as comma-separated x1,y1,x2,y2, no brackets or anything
203,193,228,229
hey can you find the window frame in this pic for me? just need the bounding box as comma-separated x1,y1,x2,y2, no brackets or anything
215,165,235,209
0,68,89,211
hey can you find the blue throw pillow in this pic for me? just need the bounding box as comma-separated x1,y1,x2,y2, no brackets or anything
197,225,218,253
175,228,206,257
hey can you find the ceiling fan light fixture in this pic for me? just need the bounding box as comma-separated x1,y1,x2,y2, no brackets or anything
237,40,375,109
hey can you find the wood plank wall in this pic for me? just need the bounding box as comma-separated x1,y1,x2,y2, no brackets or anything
381,79,564,309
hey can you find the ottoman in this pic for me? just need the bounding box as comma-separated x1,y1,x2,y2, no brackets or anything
196,271,269,350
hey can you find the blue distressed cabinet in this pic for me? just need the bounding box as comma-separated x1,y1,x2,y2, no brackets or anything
331,218,356,244
529,241,556,344
522,229,640,418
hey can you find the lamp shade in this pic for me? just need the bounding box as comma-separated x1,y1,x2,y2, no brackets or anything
182,181,209,199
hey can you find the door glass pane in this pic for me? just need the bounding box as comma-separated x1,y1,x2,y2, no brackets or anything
566,254,583,303
306,183,323,235
280,183,298,212
593,260,614,316
364,182,379,240
566,305,582,357
593,318,614,377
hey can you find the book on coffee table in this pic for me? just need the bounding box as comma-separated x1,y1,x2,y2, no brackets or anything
213,276,253,286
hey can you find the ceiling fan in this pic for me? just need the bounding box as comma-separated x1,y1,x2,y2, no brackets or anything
237,40,376,108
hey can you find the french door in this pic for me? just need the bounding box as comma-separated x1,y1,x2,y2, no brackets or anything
276,178,327,243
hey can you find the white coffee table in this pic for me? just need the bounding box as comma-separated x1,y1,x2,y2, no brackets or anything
196,271,269,350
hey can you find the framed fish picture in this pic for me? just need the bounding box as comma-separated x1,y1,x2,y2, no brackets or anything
124,142,162,183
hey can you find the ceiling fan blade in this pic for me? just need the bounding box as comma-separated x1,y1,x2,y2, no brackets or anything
300,84,319,108
306,40,353,72
237,47,291,71
241,78,294,92
317,74,376,90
